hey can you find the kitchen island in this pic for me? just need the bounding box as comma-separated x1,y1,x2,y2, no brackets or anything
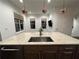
0,32,79,45
0,32,79,59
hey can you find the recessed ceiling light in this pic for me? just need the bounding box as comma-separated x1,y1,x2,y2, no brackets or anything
19,0,23,3
48,0,51,3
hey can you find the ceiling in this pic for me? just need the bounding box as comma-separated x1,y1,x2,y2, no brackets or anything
10,0,79,15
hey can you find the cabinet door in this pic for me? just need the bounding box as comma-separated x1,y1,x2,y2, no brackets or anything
40,45,58,59
76,46,79,59
24,46,40,59
41,51,58,59
0,46,23,59
24,51,39,59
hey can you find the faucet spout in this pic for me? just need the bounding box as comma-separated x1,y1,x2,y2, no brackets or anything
39,28,43,37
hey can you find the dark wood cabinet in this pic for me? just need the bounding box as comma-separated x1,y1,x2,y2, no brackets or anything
0,45,23,59
24,45,58,59
0,45,79,59
23,45,78,59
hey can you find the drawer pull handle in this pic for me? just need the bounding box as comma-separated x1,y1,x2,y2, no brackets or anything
64,52,72,54
1,47,20,51
44,51,56,53
65,48,73,49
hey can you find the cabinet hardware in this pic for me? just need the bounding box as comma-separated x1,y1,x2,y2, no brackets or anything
65,48,73,50
1,47,20,51
44,51,57,53
63,52,72,54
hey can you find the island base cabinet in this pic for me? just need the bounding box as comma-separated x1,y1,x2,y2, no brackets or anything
0,45,79,59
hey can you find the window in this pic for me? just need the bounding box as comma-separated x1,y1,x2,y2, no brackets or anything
20,20,24,30
14,18,24,32
41,18,47,29
48,20,53,27
30,18,35,29
14,13,24,32
15,18,20,32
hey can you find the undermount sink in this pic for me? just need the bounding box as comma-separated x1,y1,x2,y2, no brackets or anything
28,37,53,42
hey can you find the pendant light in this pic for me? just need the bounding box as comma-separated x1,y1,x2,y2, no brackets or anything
60,0,66,13
21,0,28,14
42,0,47,14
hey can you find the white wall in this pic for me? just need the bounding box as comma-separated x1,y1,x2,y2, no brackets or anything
72,17,79,37
0,0,74,40
0,0,24,40
25,14,53,32
25,11,73,35
52,12,73,35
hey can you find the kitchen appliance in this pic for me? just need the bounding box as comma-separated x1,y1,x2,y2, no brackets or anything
0,32,2,41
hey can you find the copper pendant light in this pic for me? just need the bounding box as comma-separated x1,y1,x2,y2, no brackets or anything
42,0,47,14
22,9,27,14
60,0,66,14
21,0,28,14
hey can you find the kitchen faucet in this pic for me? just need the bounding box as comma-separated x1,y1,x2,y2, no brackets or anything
39,28,43,37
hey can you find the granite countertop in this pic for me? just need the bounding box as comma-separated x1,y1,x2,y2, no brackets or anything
0,32,79,45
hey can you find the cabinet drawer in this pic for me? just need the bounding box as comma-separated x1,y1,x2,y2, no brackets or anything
0,45,23,52
0,45,23,59
40,45,58,51
24,45,40,52
24,45,58,52
59,45,76,51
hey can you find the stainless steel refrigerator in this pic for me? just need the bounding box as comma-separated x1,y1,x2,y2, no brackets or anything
0,32,2,41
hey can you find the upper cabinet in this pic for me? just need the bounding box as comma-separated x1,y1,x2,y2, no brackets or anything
14,13,24,32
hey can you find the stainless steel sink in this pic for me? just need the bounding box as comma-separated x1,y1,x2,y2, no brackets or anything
28,37,53,42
